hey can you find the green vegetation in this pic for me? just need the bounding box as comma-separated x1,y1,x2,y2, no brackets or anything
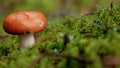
0,0,120,68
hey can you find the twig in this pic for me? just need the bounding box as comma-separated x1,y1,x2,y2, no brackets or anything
46,52,92,63
0,34,8,40
60,33,70,52
28,52,45,68
28,51,93,68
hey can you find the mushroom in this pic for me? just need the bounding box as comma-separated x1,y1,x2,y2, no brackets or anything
3,11,47,49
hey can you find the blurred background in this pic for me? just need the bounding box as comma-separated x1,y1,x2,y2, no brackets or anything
0,0,119,33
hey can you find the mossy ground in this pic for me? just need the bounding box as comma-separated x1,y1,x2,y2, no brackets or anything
0,1,120,68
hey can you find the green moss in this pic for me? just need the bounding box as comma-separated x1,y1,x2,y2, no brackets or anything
1,2,120,68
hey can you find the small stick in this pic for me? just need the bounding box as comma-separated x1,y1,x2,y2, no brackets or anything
0,34,8,40
28,52,45,68
28,51,93,68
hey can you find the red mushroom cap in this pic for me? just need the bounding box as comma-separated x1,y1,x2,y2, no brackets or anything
3,11,47,35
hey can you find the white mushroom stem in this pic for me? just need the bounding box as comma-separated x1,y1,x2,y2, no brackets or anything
19,33,35,49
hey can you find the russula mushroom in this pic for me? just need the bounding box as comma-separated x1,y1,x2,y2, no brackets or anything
3,11,47,49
